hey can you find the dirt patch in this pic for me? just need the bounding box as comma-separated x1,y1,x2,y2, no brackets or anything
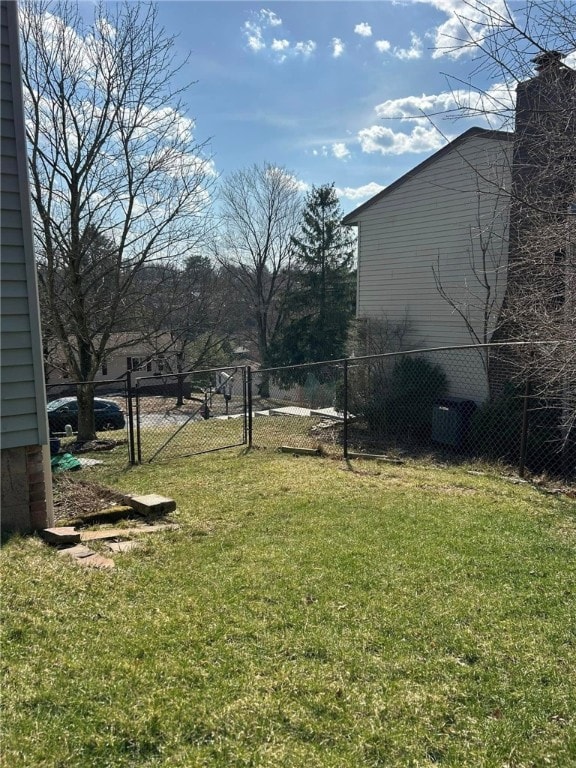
67,439,123,453
52,476,126,523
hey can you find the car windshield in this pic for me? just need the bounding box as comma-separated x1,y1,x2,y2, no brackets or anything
47,398,73,411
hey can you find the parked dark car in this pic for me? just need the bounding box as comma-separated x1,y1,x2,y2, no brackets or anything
47,397,125,435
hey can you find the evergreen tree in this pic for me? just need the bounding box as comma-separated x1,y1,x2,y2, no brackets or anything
270,184,356,373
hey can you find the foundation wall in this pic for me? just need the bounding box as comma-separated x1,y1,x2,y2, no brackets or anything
1,444,53,533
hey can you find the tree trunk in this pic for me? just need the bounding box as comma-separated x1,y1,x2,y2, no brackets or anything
77,382,97,442
175,353,184,407
258,370,270,399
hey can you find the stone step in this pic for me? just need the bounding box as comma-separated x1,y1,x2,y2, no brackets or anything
58,544,115,569
40,527,81,544
121,493,176,516
80,523,179,542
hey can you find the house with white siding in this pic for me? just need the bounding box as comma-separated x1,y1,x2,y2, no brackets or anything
1,0,53,532
342,127,513,403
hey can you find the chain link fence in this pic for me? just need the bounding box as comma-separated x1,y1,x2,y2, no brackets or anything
45,343,574,479
249,343,575,480
133,366,247,462
249,360,345,453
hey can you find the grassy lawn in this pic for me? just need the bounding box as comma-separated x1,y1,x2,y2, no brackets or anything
1,450,575,767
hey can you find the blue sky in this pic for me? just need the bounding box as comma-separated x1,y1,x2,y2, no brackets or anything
152,0,520,212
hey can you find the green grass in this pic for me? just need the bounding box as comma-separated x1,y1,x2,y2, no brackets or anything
2,450,576,767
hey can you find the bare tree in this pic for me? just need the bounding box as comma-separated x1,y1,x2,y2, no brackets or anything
437,1,576,461
140,257,231,406
433,188,510,389
216,163,302,394
21,1,214,440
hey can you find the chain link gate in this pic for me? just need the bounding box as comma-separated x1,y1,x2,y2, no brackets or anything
133,366,249,463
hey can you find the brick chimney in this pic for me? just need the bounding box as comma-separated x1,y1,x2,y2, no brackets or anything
532,50,565,74
489,50,575,376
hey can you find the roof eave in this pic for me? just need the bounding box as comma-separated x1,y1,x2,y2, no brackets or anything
341,127,513,225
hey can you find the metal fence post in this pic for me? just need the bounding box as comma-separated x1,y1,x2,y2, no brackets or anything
126,370,136,465
518,377,531,478
246,366,253,448
343,359,349,460
135,379,142,465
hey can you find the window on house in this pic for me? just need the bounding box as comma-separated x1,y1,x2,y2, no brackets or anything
102,360,108,376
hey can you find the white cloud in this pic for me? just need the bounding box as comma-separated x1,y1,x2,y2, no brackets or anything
375,39,391,53
375,91,461,121
373,83,515,128
332,142,350,160
394,32,423,61
415,0,510,60
246,33,265,52
284,173,309,193
95,17,116,40
332,37,345,58
260,9,282,27
336,182,385,202
354,22,372,38
294,40,316,57
270,38,289,62
243,8,284,54
358,124,447,155
244,20,265,52
243,10,315,62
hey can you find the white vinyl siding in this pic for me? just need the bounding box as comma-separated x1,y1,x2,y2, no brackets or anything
353,134,512,402
1,0,48,449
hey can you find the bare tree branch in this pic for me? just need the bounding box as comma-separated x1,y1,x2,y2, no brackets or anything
21,0,214,439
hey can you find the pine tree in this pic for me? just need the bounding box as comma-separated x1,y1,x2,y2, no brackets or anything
270,184,356,372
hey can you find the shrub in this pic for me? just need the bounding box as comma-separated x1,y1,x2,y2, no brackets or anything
470,383,573,474
469,384,523,460
348,355,448,440
385,357,449,439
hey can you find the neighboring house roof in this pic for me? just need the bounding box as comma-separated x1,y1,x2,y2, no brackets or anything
342,127,513,226
101,332,178,356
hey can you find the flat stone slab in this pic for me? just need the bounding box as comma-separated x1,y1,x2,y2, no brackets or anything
80,523,179,542
310,407,355,421
58,543,94,558
106,540,140,553
269,406,312,417
58,544,115,569
254,410,270,417
40,527,81,544
347,452,405,464
280,446,321,456
122,494,176,516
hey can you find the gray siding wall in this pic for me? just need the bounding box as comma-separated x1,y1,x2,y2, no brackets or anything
354,134,512,402
1,0,48,448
